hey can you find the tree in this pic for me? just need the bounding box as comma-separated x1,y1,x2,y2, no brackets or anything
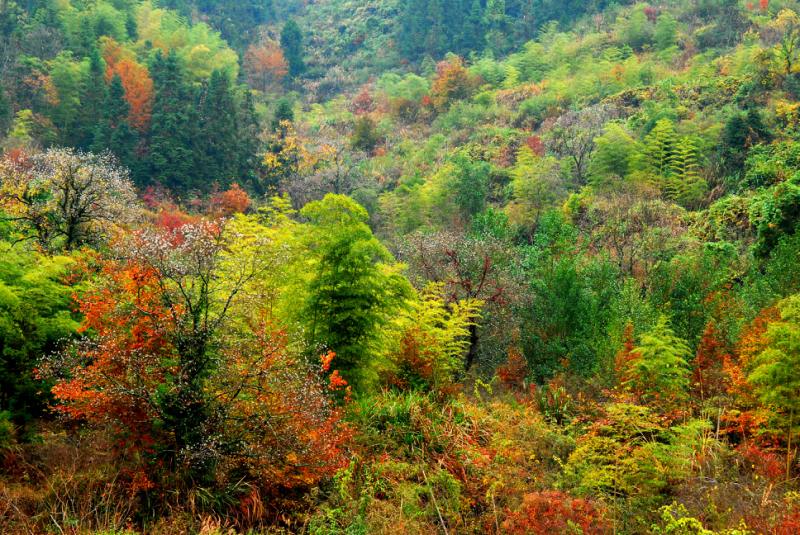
502,491,609,535
618,3,654,50
654,12,678,51
749,294,800,482
430,55,481,111
0,85,10,137
92,74,138,174
387,284,480,392
765,9,800,76
301,194,411,389
196,70,240,187
0,148,137,251
667,135,708,208
623,315,692,405
45,218,348,490
75,47,107,149
399,231,514,372
106,57,153,132
692,321,731,403
244,41,288,92
509,148,566,229
451,153,491,222
0,242,78,431
146,52,195,192
280,20,305,78
643,118,677,177
589,123,639,184
351,116,381,153
547,104,618,185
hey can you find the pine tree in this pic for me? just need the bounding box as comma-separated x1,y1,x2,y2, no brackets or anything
399,0,428,59
74,48,108,149
92,75,138,175
462,0,486,53
280,20,305,78
197,70,239,188
424,0,447,57
146,52,196,193
238,90,261,192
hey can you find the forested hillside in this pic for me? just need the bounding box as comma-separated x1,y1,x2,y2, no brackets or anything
2,1,800,533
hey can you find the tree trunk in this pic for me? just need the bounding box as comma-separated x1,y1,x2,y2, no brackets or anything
464,322,479,371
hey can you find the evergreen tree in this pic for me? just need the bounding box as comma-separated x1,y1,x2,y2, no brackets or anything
197,70,239,187
462,0,486,52
749,294,800,482
271,97,294,131
92,75,138,175
623,315,692,404
644,119,678,177
146,52,196,192
280,20,305,78
668,135,707,208
237,89,261,192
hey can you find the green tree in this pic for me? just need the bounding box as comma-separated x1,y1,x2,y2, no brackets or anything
92,74,138,174
654,12,678,51
197,70,240,187
76,47,108,149
146,52,196,192
623,315,692,405
451,153,490,222
0,242,79,432
301,194,411,389
667,135,707,209
749,294,800,482
271,97,295,131
0,85,10,137
351,116,381,153
280,20,305,78
643,119,678,177
619,4,654,51
589,123,639,184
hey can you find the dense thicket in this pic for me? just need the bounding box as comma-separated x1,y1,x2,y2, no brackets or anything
4,0,800,534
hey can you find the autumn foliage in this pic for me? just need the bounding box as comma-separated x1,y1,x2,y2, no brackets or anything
245,42,289,91
102,40,153,131
502,491,610,534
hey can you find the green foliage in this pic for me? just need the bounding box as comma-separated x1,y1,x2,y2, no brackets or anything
590,123,639,184
624,315,692,404
92,74,138,174
654,12,678,51
387,284,481,391
522,213,619,381
562,403,701,502
351,116,381,153
618,4,654,51
749,294,800,437
450,153,491,221
301,194,411,389
750,176,800,258
281,19,305,78
0,242,79,429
